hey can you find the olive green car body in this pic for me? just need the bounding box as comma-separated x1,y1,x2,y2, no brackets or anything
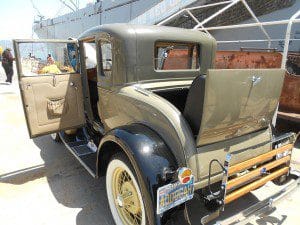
78,24,285,188
13,24,288,225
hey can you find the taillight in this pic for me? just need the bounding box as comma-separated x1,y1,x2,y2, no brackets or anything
178,167,193,184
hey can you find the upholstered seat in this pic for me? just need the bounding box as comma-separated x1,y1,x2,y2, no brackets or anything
183,75,206,135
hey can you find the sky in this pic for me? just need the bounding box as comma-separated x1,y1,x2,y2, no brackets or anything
0,0,91,40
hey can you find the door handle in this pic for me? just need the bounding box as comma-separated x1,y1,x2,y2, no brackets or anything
251,76,262,86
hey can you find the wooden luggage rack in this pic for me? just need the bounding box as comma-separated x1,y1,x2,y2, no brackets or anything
224,143,293,204
204,131,296,209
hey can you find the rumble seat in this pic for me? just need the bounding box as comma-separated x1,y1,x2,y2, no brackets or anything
183,75,206,135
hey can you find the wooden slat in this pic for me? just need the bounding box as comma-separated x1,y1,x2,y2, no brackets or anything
226,155,291,190
228,144,293,176
225,167,289,204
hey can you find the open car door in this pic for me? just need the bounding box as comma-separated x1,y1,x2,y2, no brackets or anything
13,39,85,138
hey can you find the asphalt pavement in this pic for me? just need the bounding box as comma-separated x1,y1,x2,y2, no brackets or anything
0,66,299,225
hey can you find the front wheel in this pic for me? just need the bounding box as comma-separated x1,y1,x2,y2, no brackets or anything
106,153,147,225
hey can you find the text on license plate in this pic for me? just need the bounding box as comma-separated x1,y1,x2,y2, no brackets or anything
156,176,194,214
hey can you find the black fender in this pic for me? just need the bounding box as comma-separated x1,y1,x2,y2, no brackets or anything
97,124,187,225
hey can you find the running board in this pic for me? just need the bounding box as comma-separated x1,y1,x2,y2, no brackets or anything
73,144,95,156
59,132,97,177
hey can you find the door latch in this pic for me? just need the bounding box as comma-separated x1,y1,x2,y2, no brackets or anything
251,76,262,86
70,82,78,90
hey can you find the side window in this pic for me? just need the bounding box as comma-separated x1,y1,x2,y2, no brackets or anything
17,42,76,76
100,41,113,76
155,42,200,71
84,42,97,69
83,41,97,82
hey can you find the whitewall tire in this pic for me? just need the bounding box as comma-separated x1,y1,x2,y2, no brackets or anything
106,153,146,225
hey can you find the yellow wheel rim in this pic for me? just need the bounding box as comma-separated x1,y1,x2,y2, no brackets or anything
112,167,143,225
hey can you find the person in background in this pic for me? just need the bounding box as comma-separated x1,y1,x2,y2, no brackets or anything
0,46,3,61
71,54,77,71
47,53,55,64
2,48,14,83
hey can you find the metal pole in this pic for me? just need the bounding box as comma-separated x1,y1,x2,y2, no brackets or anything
217,38,300,44
197,19,300,31
193,0,240,29
185,9,212,36
157,1,234,26
281,10,300,69
157,9,185,26
186,1,233,11
241,0,272,48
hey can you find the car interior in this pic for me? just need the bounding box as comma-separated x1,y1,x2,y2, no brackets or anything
154,75,205,136
83,41,101,122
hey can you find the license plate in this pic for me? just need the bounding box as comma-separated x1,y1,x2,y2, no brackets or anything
156,176,194,214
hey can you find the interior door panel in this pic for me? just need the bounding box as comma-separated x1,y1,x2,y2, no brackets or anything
20,74,85,137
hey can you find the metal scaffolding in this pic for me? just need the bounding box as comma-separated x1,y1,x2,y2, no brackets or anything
157,0,300,69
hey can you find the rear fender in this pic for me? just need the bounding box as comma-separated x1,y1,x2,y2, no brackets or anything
97,124,179,225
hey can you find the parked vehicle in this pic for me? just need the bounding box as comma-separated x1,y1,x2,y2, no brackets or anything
13,24,298,225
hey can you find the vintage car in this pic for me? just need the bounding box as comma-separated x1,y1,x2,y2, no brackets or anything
13,24,297,225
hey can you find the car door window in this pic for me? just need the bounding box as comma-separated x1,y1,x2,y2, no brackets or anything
17,42,76,76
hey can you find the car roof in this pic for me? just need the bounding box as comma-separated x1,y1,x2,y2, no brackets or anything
78,23,213,42
78,24,216,83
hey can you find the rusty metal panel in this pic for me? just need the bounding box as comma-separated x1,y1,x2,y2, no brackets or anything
279,72,300,114
215,51,300,120
215,51,282,69
288,53,300,67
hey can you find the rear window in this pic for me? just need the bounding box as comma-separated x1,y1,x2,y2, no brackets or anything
154,42,200,70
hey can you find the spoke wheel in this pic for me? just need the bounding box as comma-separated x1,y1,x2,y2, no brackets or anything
106,153,146,225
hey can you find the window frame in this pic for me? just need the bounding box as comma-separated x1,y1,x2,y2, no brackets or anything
154,41,201,71
14,39,78,77
98,39,113,77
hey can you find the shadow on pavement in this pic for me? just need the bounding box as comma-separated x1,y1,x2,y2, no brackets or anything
0,82,10,85
32,135,115,225
255,214,287,225
1,134,298,225
0,164,46,184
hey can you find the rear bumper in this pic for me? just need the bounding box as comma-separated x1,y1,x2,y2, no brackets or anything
165,170,300,225
202,169,300,225
224,143,294,204
164,133,297,225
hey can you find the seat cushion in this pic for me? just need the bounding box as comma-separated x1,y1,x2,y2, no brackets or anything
183,75,206,135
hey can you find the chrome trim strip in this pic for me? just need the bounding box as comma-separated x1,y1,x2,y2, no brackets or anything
272,132,295,143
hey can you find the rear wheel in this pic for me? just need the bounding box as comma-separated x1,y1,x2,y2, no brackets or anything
106,153,146,225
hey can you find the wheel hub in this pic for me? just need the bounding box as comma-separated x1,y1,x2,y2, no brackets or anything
120,181,141,214
112,168,143,225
